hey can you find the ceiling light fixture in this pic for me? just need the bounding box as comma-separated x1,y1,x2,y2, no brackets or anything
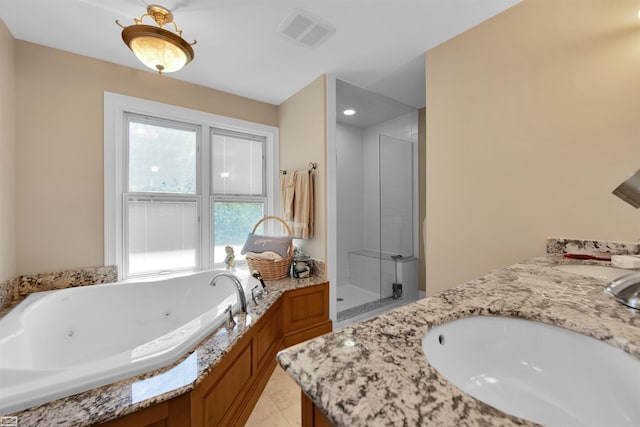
343,109,356,116
116,4,196,74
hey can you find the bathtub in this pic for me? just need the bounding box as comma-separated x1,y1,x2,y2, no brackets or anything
0,270,252,415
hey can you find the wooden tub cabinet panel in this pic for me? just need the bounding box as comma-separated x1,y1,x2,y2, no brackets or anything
282,283,332,347
191,337,255,427
97,393,190,427
256,300,284,370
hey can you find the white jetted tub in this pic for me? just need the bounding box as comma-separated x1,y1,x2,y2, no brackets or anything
0,270,252,415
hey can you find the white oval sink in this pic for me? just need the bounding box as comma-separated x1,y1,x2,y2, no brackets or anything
553,264,632,281
422,316,640,427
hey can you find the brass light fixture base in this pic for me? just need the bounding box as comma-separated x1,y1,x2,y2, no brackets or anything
145,5,174,27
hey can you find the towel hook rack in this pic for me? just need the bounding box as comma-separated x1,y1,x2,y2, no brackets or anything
280,162,318,175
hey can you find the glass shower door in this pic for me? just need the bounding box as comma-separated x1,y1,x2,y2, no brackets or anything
379,134,414,299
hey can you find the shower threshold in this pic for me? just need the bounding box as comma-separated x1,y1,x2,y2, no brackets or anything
337,296,398,322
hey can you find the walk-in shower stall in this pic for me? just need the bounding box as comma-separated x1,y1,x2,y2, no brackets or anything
335,79,419,324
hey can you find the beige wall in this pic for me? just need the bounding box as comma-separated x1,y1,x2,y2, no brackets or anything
425,0,640,296
418,107,426,292
0,20,16,282
278,75,327,261
15,41,278,275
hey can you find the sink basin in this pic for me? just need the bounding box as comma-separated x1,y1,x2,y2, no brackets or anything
422,316,640,426
553,264,632,281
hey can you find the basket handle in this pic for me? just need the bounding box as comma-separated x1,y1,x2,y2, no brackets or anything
252,216,293,237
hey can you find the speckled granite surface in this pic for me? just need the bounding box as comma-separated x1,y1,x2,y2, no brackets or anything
277,255,640,427
17,266,118,297
0,277,19,311
5,274,327,426
546,237,640,255
0,266,118,313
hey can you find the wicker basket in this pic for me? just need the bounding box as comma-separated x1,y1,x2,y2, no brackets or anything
245,216,293,280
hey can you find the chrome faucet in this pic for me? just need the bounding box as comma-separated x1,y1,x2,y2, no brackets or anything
224,304,236,328
605,272,640,309
209,273,248,313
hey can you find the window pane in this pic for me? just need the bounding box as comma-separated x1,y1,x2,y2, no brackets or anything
128,199,199,275
211,133,263,195
213,202,264,264
129,119,197,194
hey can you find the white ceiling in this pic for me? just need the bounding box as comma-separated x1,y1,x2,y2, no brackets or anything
0,0,521,108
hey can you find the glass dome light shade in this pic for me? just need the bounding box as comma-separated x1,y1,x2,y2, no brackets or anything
122,25,194,74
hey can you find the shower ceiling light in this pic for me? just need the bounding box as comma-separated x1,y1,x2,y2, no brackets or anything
343,109,356,116
116,5,196,74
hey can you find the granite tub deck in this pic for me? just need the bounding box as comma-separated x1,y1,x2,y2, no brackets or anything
6,274,328,427
277,255,640,427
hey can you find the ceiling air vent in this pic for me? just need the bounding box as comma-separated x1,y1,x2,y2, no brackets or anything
278,9,335,48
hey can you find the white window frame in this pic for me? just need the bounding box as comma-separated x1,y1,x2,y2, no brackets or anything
104,92,279,280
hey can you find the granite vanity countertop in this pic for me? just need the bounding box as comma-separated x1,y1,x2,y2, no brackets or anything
277,256,640,427
8,274,328,427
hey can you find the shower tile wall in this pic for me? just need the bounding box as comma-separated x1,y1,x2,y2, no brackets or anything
336,123,365,288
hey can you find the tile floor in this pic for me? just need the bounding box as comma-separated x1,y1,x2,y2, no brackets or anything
245,365,302,427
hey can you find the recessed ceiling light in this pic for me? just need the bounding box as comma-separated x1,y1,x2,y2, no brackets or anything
343,109,356,116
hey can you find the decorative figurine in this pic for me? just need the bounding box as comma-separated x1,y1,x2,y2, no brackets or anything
224,246,236,269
